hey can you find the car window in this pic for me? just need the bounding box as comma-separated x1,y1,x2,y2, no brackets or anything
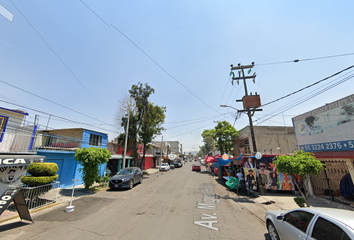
134,169,140,173
284,210,314,233
311,217,350,240
118,169,133,175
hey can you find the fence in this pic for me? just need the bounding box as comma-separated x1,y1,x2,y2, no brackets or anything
6,182,60,211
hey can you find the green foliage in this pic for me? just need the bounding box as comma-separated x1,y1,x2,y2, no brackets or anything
27,163,58,176
294,197,306,208
208,121,239,154
21,162,59,187
200,129,215,155
139,103,166,169
273,151,324,177
274,150,324,207
21,175,58,186
75,147,111,190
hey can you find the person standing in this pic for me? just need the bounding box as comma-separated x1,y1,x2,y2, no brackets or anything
246,169,255,189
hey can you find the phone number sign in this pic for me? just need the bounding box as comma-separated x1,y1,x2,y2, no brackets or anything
300,140,354,152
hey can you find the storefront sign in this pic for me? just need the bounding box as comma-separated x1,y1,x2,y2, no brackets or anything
293,94,354,152
0,155,45,167
0,188,33,222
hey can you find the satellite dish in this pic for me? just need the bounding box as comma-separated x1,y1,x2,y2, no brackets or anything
169,154,176,160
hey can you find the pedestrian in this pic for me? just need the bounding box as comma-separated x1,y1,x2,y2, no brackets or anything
246,169,255,189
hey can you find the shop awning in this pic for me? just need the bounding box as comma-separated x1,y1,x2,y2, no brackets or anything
0,154,46,167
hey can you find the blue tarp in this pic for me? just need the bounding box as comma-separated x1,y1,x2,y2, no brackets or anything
216,154,242,167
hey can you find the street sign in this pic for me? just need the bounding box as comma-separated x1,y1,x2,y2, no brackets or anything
169,154,176,160
255,152,262,160
222,154,228,160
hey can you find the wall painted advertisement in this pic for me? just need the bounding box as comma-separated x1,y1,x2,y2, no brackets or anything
292,94,354,152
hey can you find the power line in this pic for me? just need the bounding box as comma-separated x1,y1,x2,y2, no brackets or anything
255,73,354,125
0,99,120,134
261,64,354,107
79,1,218,113
256,52,354,66
0,79,115,126
9,0,112,118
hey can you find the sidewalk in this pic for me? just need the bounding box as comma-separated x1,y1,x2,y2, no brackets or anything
216,177,353,224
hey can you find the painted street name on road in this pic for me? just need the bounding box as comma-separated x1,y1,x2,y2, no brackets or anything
194,184,219,231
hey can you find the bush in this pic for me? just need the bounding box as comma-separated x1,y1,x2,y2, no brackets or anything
21,175,58,186
294,197,306,208
27,163,58,176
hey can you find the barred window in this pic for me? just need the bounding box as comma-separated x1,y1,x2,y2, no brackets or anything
89,134,102,146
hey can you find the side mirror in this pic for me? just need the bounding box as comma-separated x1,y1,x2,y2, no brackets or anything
276,215,283,220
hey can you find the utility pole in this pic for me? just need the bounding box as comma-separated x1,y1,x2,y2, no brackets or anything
231,63,263,194
160,135,164,165
230,63,262,155
122,112,130,169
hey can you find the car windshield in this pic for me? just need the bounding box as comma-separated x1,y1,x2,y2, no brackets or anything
117,169,134,175
161,163,168,166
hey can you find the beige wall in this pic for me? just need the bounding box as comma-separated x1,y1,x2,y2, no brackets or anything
234,126,297,157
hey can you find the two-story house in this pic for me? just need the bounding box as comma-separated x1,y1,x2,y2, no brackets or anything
34,128,108,188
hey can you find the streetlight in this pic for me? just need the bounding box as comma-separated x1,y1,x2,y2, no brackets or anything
220,105,239,111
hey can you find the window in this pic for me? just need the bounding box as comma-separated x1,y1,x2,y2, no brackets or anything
89,134,102,146
284,210,314,233
312,217,350,240
0,116,9,142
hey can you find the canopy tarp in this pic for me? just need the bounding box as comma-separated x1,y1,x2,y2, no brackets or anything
217,154,242,167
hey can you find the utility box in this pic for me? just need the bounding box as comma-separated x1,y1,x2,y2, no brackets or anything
242,95,261,109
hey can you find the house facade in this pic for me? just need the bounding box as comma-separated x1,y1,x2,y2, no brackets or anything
35,128,108,188
292,94,354,202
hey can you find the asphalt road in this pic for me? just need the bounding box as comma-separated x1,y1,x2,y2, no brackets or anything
0,162,268,240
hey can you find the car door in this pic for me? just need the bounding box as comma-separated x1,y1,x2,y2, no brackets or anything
134,168,141,182
278,210,314,240
307,216,352,240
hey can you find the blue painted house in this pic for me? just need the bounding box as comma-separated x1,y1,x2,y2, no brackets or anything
34,128,108,188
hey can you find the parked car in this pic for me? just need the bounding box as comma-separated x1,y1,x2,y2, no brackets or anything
265,207,354,240
174,161,182,168
192,163,201,171
109,167,142,190
200,159,205,166
160,163,170,171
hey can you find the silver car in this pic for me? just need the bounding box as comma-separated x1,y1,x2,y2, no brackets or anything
265,207,354,240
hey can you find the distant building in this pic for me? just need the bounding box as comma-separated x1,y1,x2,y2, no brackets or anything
166,141,183,155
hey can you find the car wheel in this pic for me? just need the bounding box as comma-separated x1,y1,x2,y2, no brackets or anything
128,180,134,189
139,177,143,184
267,222,280,240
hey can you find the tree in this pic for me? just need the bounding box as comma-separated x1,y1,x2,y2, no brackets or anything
75,147,111,190
139,103,166,169
200,129,215,155
118,83,155,167
273,150,324,207
212,121,239,154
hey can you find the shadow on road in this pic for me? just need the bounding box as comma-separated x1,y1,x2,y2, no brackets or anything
0,221,31,232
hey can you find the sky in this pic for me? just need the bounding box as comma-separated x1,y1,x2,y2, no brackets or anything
1,0,354,154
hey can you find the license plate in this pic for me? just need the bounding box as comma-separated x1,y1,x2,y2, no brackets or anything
114,185,118,187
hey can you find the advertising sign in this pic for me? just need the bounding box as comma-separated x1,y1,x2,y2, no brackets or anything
292,94,354,152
